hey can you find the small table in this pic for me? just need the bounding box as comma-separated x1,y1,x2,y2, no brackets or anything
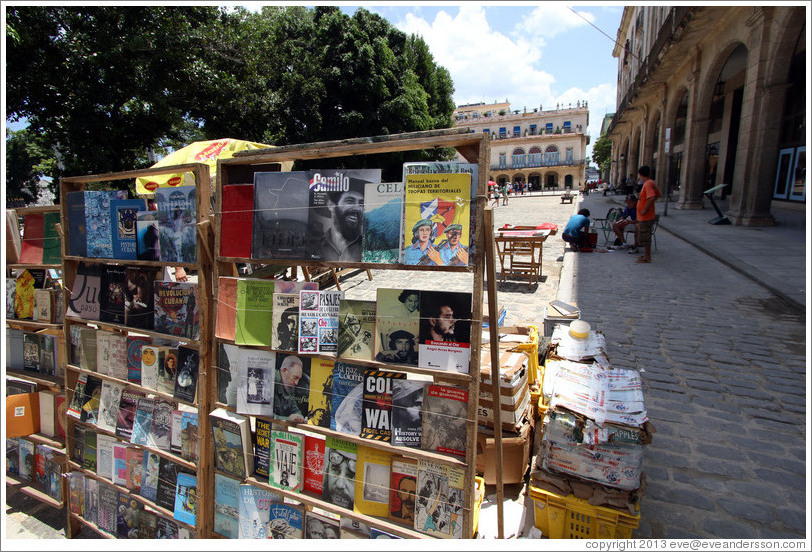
560,193,574,204
494,229,550,289
703,183,731,225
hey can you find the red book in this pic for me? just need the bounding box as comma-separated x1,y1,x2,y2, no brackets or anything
215,276,238,341
302,433,326,494
221,184,254,258
19,213,45,264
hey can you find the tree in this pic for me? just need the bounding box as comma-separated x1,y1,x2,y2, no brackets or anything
592,133,613,175
5,129,57,207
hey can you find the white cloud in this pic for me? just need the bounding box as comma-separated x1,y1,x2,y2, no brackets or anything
514,5,595,40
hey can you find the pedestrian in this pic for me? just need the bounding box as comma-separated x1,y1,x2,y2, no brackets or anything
491,186,500,207
501,183,509,206
633,165,661,263
561,208,592,251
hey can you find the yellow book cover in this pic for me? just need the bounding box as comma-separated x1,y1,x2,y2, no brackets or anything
353,445,392,518
307,357,334,428
14,269,35,319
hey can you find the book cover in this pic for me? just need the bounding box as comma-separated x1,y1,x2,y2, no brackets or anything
68,326,82,366
6,330,25,370
307,357,334,428
236,348,275,417
140,345,161,391
354,445,393,517
78,327,97,372
124,267,157,330
180,410,199,463
418,290,472,373
362,180,403,263
155,517,180,539
305,169,380,261
18,439,35,481
221,184,254,258
82,428,97,472
214,473,240,539
19,212,44,264
80,375,102,425
41,211,62,264
268,502,304,539
210,407,252,478
110,198,146,260
97,380,124,433
115,388,145,440
148,398,174,451
108,333,128,380
97,481,118,534
252,171,310,260
402,172,471,266
67,263,102,320
216,343,240,408
170,409,185,456
391,379,425,448
38,389,58,437
330,362,364,435
415,460,465,538
234,278,275,346
67,372,88,420
126,334,152,384
273,353,310,422
130,397,155,446
302,433,326,495
215,276,237,341
269,429,303,492
360,369,406,442
65,190,87,257
238,484,281,539
33,288,52,322
68,471,85,516
336,299,376,360
137,509,158,539
140,450,161,503
6,277,16,319
322,436,357,510
125,446,144,493
388,456,418,526
154,281,199,340
112,442,130,486
270,292,300,352
44,448,63,502
136,210,161,261
14,269,35,319
85,190,127,258
173,471,197,527
38,333,57,377
304,509,340,539
157,347,178,395
118,492,144,538
23,332,40,372
70,424,86,466
96,433,117,481
253,417,272,479
6,393,40,438
95,330,112,375
374,288,420,366
421,384,468,458
155,457,181,512
174,346,199,403
55,395,67,439
298,289,343,354
155,185,197,263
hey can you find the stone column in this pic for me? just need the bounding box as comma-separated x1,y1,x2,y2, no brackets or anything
675,50,706,209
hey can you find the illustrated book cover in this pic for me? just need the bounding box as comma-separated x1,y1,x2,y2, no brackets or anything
391,379,426,448
110,198,146,260
210,407,252,478
336,299,376,361
421,384,468,458
270,292,299,352
354,445,393,518
321,436,357,510
236,348,275,417
360,369,405,442
298,289,343,354
374,288,420,366
252,171,310,260
417,290,472,373
362,180,403,263
214,473,240,539
153,281,199,340
269,429,303,492
388,456,419,526
154,185,197,263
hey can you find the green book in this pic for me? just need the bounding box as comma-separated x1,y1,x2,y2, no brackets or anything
269,429,303,492
41,212,62,265
234,278,275,346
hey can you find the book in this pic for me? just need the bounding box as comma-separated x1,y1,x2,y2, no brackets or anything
307,357,334,428
155,185,197,263
137,509,159,539
97,482,119,535
421,384,468,458
6,375,37,395
362,180,404,263
6,277,16,319
140,450,161,503
41,211,62,264
136,210,161,261
18,438,35,480
388,456,418,526
157,347,178,395
216,342,240,408
97,380,124,433
173,471,198,526
110,198,146,260
6,330,25,370
125,446,144,493
322,436,357,510
19,212,44,264
298,289,343,354
330,362,364,435
304,509,340,539
70,424,86,466
155,457,182,512
221,184,254,258
180,410,199,462
130,397,155,446
95,330,113,375
67,262,102,320
55,395,67,439
6,438,19,476
236,348,275,417
336,299,376,360
65,191,87,257
148,398,174,451
252,171,310,259
354,445,393,517
124,267,157,330
40,332,58,377
82,428,97,472
80,375,102,424
156,517,182,539
391,379,425,448
140,345,161,391
23,332,41,372
253,417,272,479
273,353,310,422
210,407,252,478
402,171,472,266
214,276,238,341
33,288,53,322
268,502,304,539
302,432,326,495
112,442,130,486
269,429,303,492
118,491,144,538
85,190,128,258
115,388,145,440
174,346,199,403
234,277,275,346
154,281,199,340
305,169,380,262
126,334,152,384
418,290,472,373
108,333,128,380
238,484,281,539
214,473,241,538
67,372,89,420
78,327,97,372
43,447,63,502
68,471,85,516
270,292,300,352
96,433,117,481
360,369,406,442
414,459,465,538
14,269,35,319
374,288,420,366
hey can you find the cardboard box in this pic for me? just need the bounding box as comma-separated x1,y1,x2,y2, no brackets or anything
475,417,533,485
479,346,530,429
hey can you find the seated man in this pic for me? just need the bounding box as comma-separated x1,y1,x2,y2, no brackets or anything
561,208,591,251
610,195,638,249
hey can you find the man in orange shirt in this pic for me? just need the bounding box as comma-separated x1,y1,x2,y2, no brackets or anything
635,165,661,263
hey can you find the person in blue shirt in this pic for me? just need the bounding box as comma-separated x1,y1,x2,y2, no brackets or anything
437,223,468,266
561,208,591,250
610,194,638,249
404,219,442,265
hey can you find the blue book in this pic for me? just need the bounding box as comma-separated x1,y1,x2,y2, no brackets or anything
173,471,197,527
130,398,154,446
330,362,365,434
154,186,197,263
214,474,240,538
85,190,127,259
65,191,87,257
140,450,160,503
110,199,146,260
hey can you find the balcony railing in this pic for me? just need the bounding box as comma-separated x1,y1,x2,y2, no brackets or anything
491,157,587,171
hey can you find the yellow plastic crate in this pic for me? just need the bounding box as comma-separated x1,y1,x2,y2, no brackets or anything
529,485,640,539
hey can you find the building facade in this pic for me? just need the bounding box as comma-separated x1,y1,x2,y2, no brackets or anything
607,6,806,225
453,101,589,191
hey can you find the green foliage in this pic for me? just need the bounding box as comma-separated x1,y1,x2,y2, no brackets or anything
592,134,613,173
5,129,57,207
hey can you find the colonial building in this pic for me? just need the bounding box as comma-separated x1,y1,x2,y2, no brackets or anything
453,101,589,191
607,6,806,225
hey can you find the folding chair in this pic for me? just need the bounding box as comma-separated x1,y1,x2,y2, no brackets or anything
592,208,623,246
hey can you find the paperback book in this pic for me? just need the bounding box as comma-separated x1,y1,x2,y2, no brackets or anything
67,262,102,320
65,191,87,257
268,502,304,539
140,345,161,391
336,299,376,360
97,380,124,433
354,445,393,517
96,434,117,481
216,343,239,408
85,190,128,258
415,459,465,538
130,397,155,446
236,348,275,417
157,347,178,395
253,417,272,479
98,481,119,535
269,429,303,492
273,353,310,422
115,388,145,440
238,484,280,539
417,290,472,373
307,357,334,428
126,334,152,384
214,473,240,539
215,276,238,341
421,384,468,458
304,509,340,539
322,436,357,510
234,278,275,346
252,171,310,260
84,473,99,525
108,333,129,380
330,362,365,435
148,398,174,451
210,407,252,478
124,266,156,330
360,369,405,442
390,379,425,448
362,180,403,263
125,446,144,493
155,457,182,512
220,184,254,259
388,456,418,526
173,471,197,527
110,198,146,260
19,213,44,264
136,211,161,261
13,269,35,320
112,442,130,486
180,411,199,462
155,185,197,263
270,292,300,352
140,450,161,503
154,281,199,340
302,432,326,495
298,289,343,354
174,346,199,403
374,288,420,366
